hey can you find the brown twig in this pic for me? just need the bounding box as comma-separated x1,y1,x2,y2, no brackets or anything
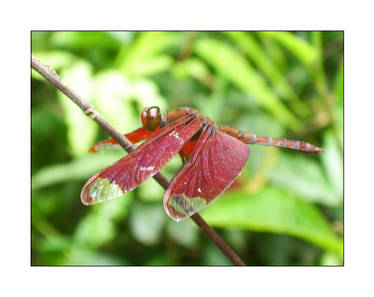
31,55,245,266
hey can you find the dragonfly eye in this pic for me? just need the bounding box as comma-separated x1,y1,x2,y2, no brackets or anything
141,106,161,131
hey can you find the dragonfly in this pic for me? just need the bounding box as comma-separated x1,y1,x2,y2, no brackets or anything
81,106,323,221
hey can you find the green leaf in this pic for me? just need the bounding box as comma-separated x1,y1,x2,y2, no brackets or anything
31,51,76,80
225,33,300,103
131,78,167,111
310,31,327,85
333,58,344,147
73,195,133,248
138,178,165,202
125,55,173,77
32,152,125,189
74,210,116,247
37,234,71,253
117,32,178,76
93,72,167,132
202,241,232,266
259,32,319,69
225,32,309,117
130,202,165,245
65,246,127,265
172,57,212,82
334,58,344,106
166,219,199,249
269,152,340,206
319,251,342,266
59,61,97,157
146,253,171,265
195,39,301,130
258,34,288,71
50,31,121,50
321,131,343,199
201,187,343,258
93,70,138,132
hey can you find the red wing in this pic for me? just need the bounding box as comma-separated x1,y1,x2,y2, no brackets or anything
89,127,160,153
164,125,250,221
81,115,202,205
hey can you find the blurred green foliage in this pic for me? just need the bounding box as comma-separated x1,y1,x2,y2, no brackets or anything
31,31,343,265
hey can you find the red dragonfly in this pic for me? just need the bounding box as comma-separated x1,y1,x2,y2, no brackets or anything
81,106,323,221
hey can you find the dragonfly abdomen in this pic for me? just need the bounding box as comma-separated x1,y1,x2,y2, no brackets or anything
219,125,323,153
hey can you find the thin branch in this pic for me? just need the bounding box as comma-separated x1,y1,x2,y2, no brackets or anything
31,55,245,266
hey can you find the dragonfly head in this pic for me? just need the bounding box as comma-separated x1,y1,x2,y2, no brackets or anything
141,106,162,131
